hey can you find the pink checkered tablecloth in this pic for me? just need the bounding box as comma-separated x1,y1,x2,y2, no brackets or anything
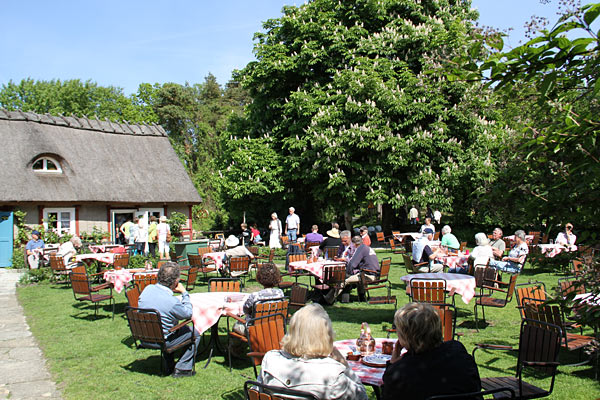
288,260,346,280
88,245,126,254
537,244,577,258
75,252,116,265
504,235,535,244
103,269,133,293
188,292,249,335
401,272,476,304
334,338,397,387
437,253,469,269
203,252,227,271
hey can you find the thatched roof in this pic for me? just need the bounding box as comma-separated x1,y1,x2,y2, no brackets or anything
0,109,201,204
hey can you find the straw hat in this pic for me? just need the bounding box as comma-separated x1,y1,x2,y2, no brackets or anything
225,235,239,247
326,228,340,238
159,216,167,222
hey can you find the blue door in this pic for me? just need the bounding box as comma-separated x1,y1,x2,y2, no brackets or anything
0,212,14,267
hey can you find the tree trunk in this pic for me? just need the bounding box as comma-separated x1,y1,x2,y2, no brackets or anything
381,204,401,235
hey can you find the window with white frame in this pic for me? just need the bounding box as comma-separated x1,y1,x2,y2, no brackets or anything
43,208,75,236
32,157,62,173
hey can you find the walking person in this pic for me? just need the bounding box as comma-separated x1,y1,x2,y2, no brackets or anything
157,216,171,259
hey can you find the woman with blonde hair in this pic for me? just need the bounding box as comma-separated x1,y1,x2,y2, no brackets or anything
259,304,367,400
383,303,480,399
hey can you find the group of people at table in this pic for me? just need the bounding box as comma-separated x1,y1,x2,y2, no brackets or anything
135,261,479,399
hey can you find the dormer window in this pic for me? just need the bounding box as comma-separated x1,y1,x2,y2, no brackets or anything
32,157,62,173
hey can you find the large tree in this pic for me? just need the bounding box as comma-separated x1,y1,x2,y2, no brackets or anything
221,0,507,229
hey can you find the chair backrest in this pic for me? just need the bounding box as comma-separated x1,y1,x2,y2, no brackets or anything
125,286,140,308
517,318,562,377
185,267,199,291
253,298,289,320
267,248,275,262
324,246,338,259
505,274,518,302
473,266,497,289
305,241,320,251
409,278,447,303
246,313,286,368
459,241,467,252
376,232,385,243
188,254,203,268
288,253,307,263
433,232,440,241
124,307,165,345
402,254,416,273
515,282,547,319
134,274,158,293
379,257,391,280
113,253,130,269
571,259,583,276
280,236,289,246
197,246,212,256
248,246,259,257
523,302,564,332
230,256,250,274
70,272,92,297
389,239,397,251
432,304,456,342
244,380,319,400
322,265,346,287
558,276,585,298
50,255,67,272
209,278,241,292
392,230,400,236
289,283,308,312
70,265,86,275
541,233,549,244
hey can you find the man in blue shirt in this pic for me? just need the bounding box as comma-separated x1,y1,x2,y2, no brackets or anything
25,230,44,269
138,262,199,377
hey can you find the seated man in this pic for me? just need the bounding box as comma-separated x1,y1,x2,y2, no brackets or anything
325,236,379,303
138,262,200,377
440,225,460,250
489,230,528,274
335,230,356,261
411,229,443,273
305,224,324,244
419,217,435,234
383,303,481,400
488,227,506,260
25,230,45,269
556,223,576,246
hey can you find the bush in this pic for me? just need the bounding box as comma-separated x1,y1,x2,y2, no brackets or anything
11,247,26,269
19,267,52,284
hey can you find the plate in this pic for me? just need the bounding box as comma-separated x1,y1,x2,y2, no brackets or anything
361,354,391,368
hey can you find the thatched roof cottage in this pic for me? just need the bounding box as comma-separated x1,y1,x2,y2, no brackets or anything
0,109,201,258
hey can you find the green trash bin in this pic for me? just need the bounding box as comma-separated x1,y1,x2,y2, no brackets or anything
171,239,209,265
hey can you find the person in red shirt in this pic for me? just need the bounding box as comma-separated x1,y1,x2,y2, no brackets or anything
359,226,371,247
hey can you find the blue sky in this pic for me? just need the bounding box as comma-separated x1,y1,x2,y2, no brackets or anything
0,0,568,95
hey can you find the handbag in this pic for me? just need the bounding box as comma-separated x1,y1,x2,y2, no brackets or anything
166,231,172,242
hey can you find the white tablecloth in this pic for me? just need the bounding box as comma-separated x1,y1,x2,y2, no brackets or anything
401,273,476,304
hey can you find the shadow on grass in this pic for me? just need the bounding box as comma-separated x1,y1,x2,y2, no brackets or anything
221,388,245,400
327,304,395,325
69,302,114,320
122,356,166,376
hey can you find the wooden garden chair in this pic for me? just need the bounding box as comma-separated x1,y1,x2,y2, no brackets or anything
473,318,562,399
245,313,287,378
474,274,518,330
180,266,199,292
125,286,140,308
558,276,586,298
244,380,318,400
189,253,217,282
124,306,196,375
112,253,129,269
49,255,70,283
361,257,396,305
459,241,467,252
515,281,547,319
402,254,429,274
409,278,448,304
69,271,115,319
324,246,339,260
228,256,250,285
311,265,345,302
288,283,308,314
389,239,405,255
133,273,157,293
376,231,386,246
208,278,241,292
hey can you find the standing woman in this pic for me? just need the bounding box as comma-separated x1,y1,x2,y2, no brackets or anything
268,213,282,249
157,216,171,259
148,216,158,258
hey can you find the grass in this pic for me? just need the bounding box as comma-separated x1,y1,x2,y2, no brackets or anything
16,250,599,399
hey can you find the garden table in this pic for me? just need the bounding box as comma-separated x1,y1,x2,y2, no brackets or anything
75,252,116,265
334,338,397,400
401,272,476,304
393,232,421,241
436,253,469,270
202,251,227,271
88,244,126,254
537,243,577,258
188,292,248,367
102,268,158,293
288,259,346,281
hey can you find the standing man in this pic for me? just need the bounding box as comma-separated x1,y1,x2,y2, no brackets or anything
285,207,300,243
138,262,199,377
409,206,419,225
489,228,506,260
25,230,44,269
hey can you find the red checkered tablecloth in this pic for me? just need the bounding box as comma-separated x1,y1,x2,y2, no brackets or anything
288,260,346,280
401,273,476,304
537,244,577,258
333,338,397,387
75,252,116,265
203,252,227,271
188,292,248,335
437,254,469,270
103,269,133,293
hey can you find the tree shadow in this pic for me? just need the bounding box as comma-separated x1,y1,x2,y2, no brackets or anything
220,388,245,400
121,357,165,376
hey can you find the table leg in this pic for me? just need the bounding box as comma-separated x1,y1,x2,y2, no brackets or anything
197,320,226,369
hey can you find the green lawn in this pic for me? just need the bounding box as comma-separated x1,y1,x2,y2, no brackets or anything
16,251,599,399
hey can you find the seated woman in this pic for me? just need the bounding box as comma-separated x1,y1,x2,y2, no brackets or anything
469,232,494,269
440,225,460,250
260,304,367,400
555,223,576,246
57,236,82,267
488,229,528,274
383,303,481,400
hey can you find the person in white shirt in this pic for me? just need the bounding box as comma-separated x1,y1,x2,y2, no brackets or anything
285,207,300,243
136,215,149,256
57,236,82,267
470,232,494,268
419,217,436,234
433,210,442,225
409,206,419,225
157,216,171,259
555,223,576,246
